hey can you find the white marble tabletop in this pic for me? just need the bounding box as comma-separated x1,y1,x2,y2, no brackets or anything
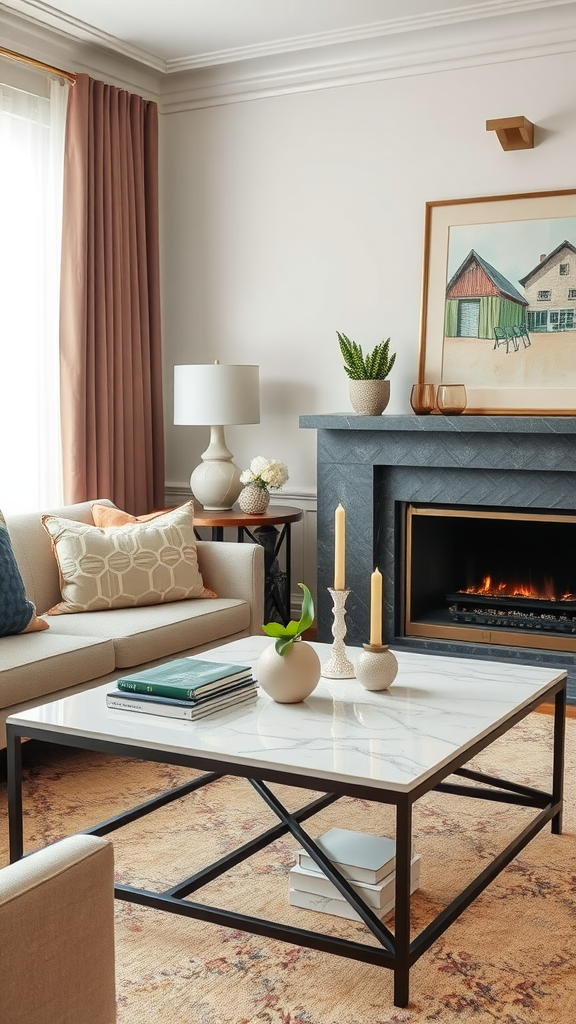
7,638,564,793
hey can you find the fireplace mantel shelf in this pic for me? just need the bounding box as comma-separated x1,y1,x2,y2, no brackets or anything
300,414,576,434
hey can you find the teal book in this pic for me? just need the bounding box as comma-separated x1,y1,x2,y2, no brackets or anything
116,658,252,701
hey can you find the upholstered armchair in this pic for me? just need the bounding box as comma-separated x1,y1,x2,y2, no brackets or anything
0,834,116,1024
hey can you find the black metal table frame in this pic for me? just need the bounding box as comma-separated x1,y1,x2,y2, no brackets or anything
195,521,292,624
6,676,565,1008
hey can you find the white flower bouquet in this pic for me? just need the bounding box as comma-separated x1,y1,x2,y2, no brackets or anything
240,456,289,492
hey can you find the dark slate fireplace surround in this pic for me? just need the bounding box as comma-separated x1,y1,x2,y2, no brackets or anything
300,415,576,702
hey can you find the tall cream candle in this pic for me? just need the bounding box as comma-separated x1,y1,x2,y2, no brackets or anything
370,568,382,646
334,503,346,590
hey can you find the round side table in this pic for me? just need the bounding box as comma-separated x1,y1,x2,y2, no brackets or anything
193,505,303,625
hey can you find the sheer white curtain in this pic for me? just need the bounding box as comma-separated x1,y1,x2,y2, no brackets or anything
0,77,68,513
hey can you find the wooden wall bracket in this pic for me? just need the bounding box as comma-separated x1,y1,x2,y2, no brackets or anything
486,116,535,151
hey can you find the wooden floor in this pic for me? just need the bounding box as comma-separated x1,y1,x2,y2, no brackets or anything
536,702,576,717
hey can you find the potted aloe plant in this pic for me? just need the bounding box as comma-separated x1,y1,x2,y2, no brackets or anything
337,331,396,416
257,583,320,703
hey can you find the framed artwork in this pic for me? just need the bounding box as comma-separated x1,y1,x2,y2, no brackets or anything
418,189,576,413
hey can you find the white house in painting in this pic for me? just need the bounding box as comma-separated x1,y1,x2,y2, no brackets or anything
518,241,576,333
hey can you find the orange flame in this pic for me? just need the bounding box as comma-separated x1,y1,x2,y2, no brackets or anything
460,576,575,602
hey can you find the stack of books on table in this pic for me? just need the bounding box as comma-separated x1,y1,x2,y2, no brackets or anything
106,658,257,721
289,827,421,922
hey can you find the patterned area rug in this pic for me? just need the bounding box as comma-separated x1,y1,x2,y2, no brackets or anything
1,712,575,1024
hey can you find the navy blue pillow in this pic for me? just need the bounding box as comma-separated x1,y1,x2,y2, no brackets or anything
0,518,45,636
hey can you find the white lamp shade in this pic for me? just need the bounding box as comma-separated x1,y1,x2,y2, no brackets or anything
174,364,260,426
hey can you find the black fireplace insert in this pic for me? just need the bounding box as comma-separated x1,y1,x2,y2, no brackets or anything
403,504,576,652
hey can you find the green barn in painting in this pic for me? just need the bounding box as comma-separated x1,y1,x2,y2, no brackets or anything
445,250,528,338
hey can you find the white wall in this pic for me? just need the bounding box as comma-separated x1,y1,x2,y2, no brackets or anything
160,50,576,498
3,8,576,609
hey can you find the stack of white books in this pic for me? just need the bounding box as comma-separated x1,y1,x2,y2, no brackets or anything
289,827,421,922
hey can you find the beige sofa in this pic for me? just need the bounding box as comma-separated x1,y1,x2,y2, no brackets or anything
0,834,116,1024
0,500,264,748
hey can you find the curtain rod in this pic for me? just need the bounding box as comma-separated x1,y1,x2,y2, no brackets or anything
0,45,76,84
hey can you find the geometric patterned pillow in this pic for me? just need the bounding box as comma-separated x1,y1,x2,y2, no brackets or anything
0,511,49,636
90,500,216,599
41,502,213,615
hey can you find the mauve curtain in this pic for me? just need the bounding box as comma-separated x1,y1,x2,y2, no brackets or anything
59,73,164,515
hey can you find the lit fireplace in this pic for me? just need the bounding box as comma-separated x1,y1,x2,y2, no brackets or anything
458,576,575,601
404,504,576,652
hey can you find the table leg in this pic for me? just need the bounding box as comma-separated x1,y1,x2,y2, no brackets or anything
552,682,566,835
284,522,292,621
7,726,23,862
394,797,413,1007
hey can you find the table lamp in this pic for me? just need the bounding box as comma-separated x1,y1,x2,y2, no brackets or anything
174,361,260,510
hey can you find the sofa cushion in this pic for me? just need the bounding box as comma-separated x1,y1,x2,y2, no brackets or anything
42,503,212,614
44,598,251,668
0,513,48,637
0,633,115,708
90,500,216,598
91,502,172,528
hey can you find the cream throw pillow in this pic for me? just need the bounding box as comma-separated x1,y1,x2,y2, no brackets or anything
42,503,212,615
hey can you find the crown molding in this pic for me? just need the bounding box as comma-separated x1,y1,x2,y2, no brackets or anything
2,1,576,110
1,0,167,71
0,4,162,97
164,0,575,72
160,2,576,112
4,0,575,73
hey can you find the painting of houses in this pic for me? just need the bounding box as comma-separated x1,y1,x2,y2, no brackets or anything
444,249,528,339
518,241,576,333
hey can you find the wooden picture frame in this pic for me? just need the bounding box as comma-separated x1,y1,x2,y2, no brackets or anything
418,189,576,414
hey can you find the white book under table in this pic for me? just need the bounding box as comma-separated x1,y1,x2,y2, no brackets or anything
290,857,421,920
295,827,410,884
290,827,420,920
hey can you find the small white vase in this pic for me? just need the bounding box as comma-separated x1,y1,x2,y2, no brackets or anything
238,485,270,514
349,379,390,416
355,645,398,691
256,640,321,703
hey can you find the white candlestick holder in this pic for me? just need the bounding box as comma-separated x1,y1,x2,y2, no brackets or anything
321,588,356,678
354,643,398,691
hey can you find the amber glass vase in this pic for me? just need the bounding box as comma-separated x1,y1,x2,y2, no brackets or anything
437,384,467,415
410,384,436,414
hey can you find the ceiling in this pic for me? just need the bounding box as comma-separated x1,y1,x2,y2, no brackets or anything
3,0,572,70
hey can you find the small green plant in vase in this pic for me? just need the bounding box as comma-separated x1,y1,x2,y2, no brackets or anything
337,331,396,415
257,584,321,702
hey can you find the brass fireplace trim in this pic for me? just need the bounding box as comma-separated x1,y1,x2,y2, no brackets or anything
405,505,576,653
407,621,576,653
408,506,576,525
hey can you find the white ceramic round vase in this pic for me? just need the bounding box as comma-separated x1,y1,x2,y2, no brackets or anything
256,639,321,703
354,645,398,691
349,378,390,416
238,485,270,514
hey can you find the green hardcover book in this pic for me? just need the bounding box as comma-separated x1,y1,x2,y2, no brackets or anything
117,657,252,701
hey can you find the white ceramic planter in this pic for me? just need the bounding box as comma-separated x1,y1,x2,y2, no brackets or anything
256,640,321,703
349,378,390,416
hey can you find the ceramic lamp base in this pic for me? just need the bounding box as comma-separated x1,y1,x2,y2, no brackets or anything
355,644,398,691
190,425,242,510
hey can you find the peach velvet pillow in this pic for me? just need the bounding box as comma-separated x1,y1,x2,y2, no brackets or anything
42,502,216,615
91,504,172,528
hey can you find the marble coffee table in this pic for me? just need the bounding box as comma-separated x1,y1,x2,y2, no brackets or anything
6,637,566,1007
